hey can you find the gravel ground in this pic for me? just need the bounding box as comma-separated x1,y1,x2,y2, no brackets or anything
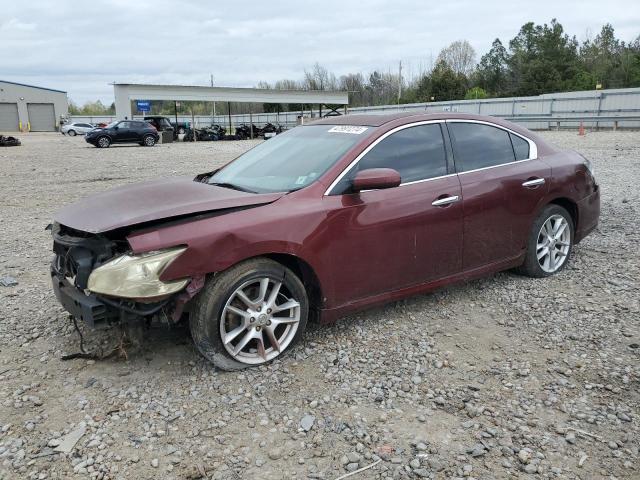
0,131,638,480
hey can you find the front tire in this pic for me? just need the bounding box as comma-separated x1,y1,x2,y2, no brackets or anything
143,135,156,147
67,129,77,136
190,259,309,370
518,204,573,278
96,136,110,148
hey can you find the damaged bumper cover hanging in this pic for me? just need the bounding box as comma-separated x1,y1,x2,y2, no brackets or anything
50,223,200,328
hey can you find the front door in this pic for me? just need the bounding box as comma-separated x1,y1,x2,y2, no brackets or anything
115,121,135,142
321,122,463,308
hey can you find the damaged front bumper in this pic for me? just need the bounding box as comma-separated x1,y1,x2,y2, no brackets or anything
51,273,115,328
50,224,168,327
50,223,201,328
51,266,173,328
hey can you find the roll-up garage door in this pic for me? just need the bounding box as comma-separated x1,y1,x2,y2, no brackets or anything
0,103,19,131
27,103,56,131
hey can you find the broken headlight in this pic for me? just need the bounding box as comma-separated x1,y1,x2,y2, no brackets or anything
87,247,189,300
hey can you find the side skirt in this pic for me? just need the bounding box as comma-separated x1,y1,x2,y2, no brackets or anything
318,254,524,324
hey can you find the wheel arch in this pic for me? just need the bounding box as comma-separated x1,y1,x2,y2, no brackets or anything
261,253,324,319
196,252,325,322
547,197,579,230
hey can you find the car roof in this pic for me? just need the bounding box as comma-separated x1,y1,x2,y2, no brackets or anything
309,112,514,127
308,112,557,155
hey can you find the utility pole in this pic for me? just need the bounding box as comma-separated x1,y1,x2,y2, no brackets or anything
397,60,402,108
210,74,216,126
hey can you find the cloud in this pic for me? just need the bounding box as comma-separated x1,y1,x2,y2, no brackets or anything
1,0,638,103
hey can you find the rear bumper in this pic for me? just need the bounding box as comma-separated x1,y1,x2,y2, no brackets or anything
575,185,600,243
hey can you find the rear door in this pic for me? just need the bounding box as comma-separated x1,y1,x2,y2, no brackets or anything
321,122,463,306
447,121,550,271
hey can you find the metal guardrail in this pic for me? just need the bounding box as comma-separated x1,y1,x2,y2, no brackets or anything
68,113,640,131
503,115,640,130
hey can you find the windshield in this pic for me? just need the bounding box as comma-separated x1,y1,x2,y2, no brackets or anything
209,125,371,193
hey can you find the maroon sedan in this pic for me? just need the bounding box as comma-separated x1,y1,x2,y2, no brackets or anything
51,113,599,369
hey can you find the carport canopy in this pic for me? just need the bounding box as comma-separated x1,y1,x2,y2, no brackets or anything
113,83,349,120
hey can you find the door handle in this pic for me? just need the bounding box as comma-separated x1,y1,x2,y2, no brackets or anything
522,178,545,188
431,195,460,207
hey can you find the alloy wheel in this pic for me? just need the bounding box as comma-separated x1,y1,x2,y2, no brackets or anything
98,137,110,148
144,136,155,146
536,214,571,273
219,277,301,365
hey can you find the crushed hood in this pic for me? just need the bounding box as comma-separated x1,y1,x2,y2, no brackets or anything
54,176,284,233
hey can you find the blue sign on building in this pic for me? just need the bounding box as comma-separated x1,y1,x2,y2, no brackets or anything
136,100,151,112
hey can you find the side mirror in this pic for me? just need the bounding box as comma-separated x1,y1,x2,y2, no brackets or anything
352,168,401,192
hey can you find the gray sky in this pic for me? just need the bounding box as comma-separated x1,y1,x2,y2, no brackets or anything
2,0,638,104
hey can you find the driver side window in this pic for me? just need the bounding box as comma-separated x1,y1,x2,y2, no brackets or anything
332,123,448,194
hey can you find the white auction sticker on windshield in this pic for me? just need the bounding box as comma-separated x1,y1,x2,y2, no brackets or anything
328,126,368,134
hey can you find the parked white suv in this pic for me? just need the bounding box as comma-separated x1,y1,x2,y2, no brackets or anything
61,123,95,136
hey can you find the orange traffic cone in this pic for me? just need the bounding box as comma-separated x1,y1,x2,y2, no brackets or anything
578,121,585,136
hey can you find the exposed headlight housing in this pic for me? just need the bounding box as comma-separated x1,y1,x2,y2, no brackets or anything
87,247,189,300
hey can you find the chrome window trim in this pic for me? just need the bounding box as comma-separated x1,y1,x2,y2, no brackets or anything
324,118,539,195
356,173,458,194
323,120,447,196
456,157,532,176
445,119,538,172
398,172,458,186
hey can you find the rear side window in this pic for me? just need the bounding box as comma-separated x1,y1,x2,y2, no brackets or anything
510,133,530,160
448,122,516,172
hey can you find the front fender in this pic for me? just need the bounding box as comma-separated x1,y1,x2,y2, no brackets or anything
125,197,331,295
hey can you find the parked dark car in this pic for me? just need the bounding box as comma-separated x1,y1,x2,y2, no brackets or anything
51,113,599,369
143,116,175,136
85,120,159,148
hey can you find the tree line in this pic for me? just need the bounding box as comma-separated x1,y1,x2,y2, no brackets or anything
70,19,640,117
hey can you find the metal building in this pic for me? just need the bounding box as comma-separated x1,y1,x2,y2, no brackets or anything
113,83,349,120
0,80,68,132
